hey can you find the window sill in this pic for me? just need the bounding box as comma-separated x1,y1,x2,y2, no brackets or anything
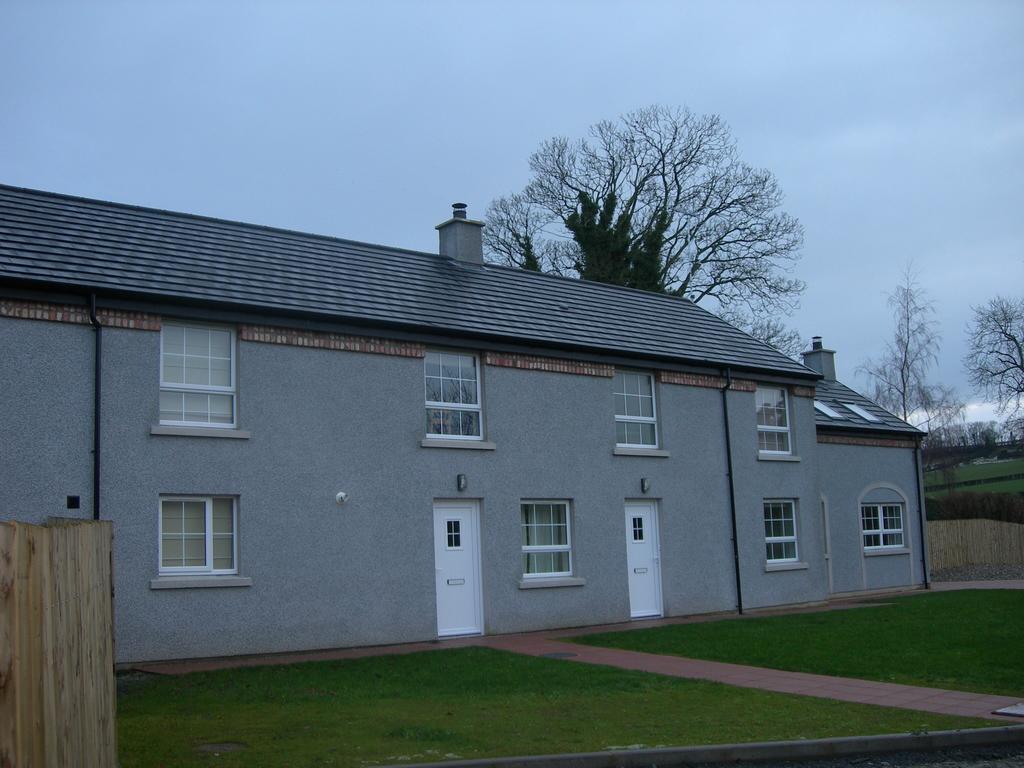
150,575,252,590
151,573,253,593
765,561,809,572
864,547,910,557
758,452,800,462
518,576,587,590
151,425,251,439
420,439,496,450
613,447,671,458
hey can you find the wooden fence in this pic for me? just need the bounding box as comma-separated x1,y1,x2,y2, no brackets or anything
928,518,1024,570
0,519,116,767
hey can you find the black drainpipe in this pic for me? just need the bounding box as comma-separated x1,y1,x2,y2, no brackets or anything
720,367,744,614
913,440,930,589
88,294,102,520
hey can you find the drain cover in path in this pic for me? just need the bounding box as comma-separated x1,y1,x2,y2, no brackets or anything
994,704,1024,717
542,652,578,659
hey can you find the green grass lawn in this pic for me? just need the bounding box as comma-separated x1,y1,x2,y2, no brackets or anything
925,457,1024,496
118,647,988,767
926,457,1024,484
573,591,1024,697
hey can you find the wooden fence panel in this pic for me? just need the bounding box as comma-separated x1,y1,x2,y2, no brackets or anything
928,518,1024,570
0,520,115,768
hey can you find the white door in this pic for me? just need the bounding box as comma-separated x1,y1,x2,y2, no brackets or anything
433,501,483,637
625,501,663,618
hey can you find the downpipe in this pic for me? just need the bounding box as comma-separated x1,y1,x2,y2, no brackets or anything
720,367,744,614
913,442,930,589
89,294,102,521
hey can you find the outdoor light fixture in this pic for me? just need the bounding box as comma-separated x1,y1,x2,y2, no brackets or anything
457,474,468,491
335,491,350,506
641,477,651,494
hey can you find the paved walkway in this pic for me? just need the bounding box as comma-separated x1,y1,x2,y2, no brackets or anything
930,580,1024,591
484,634,1022,722
134,584,1024,723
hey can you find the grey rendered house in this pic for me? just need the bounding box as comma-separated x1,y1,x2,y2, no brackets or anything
0,185,927,664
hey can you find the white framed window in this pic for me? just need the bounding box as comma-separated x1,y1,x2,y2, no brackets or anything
614,371,658,447
756,386,791,454
842,402,881,422
521,501,572,578
861,503,904,549
763,499,798,562
424,351,482,439
160,323,236,427
159,496,237,575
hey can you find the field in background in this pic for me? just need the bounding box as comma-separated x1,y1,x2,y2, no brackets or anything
924,457,1024,498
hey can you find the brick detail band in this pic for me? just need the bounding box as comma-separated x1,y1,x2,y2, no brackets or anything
0,299,160,330
239,324,426,358
789,384,816,398
817,433,918,449
657,370,757,391
483,352,614,378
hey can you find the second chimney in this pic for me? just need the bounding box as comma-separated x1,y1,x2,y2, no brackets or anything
437,202,484,264
800,336,837,380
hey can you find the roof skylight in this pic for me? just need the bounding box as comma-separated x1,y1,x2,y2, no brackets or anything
842,402,880,422
814,400,843,419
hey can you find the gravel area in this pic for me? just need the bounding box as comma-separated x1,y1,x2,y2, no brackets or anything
932,565,1024,582
704,744,1024,768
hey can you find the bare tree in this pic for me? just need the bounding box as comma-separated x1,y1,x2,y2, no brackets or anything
716,307,805,359
484,106,805,344
858,266,963,430
965,295,1024,429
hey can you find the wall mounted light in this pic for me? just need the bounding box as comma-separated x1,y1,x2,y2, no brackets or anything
640,477,651,494
457,474,468,492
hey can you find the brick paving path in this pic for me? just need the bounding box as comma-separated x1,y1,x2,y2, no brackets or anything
483,634,1022,722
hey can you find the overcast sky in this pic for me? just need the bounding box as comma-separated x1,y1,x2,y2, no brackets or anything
2,1,1021,420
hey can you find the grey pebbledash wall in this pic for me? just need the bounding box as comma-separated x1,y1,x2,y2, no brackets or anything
816,442,926,594
0,313,925,663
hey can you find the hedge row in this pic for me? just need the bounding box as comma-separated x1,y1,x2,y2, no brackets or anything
926,491,1024,524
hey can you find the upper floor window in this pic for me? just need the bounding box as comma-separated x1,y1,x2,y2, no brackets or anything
159,496,237,575
861,503,904,549
756,386,791,454
521,501,572,578
764,499,798,562
424,351,482,439
614,371,658,447
160,323,235,427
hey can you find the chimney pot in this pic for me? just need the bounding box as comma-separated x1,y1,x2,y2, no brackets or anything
812,336,823,350
452,202,468,219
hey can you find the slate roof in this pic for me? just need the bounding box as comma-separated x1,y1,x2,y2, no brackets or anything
812,378,923,435
0,184,817,378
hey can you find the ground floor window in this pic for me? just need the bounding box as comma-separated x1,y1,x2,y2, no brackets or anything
763,499,798,562
159,496,237,575
861,503,904,549
521,501,572,577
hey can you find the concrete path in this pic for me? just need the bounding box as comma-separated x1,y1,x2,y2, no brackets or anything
930,580,1024,591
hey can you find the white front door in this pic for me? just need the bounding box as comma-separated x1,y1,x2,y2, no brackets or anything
625,501,663,618
433,501,483,637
